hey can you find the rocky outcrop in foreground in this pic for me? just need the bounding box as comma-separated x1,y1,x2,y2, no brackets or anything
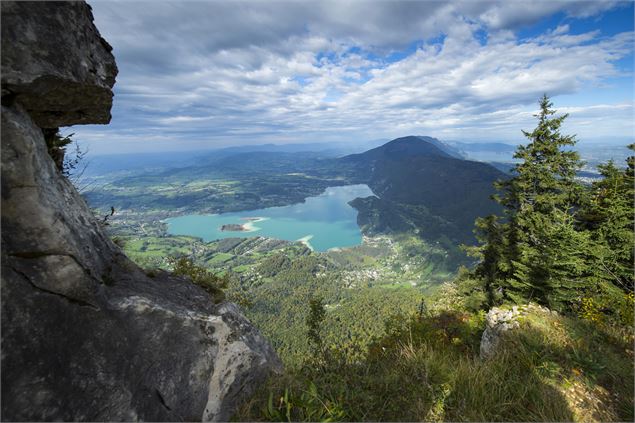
1,2,281,421
480,304,558,359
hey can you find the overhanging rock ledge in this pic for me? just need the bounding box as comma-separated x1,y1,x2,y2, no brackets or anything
1,1,282,421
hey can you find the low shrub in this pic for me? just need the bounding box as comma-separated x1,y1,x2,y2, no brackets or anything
168,256,227,303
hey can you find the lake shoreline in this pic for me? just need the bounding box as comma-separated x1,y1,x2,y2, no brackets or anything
165,184,373,252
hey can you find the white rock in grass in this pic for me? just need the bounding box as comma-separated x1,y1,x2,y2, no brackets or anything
480,305,526,359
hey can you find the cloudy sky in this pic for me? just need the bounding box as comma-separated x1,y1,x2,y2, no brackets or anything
77,0,634,154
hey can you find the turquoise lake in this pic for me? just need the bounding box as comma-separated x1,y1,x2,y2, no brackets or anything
165,184,374,252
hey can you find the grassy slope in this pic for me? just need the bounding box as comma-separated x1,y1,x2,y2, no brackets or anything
235,301,634,422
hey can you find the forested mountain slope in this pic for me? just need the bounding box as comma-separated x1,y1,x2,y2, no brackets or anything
342,136,506,244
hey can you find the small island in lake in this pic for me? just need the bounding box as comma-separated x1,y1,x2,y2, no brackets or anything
219,217,266,232
220,223,248,232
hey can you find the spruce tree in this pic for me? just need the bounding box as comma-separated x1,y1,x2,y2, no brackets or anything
581,145,634,293
470,215,505,307
491,95,587,309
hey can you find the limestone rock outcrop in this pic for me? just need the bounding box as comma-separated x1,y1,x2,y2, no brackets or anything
480,306,522,359
1,1,117,127
480,304,557,359
1,2,281,421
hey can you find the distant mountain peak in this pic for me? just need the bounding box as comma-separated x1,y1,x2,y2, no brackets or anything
343,135,464,162
381,136,451,157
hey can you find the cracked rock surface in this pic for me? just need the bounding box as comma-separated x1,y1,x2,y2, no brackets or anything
1,1,117,127
1,2,281,421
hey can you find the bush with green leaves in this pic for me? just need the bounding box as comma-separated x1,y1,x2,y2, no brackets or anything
44,128,73,170
167,256,227,303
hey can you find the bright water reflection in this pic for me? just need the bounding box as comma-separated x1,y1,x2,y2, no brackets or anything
165,184,374,251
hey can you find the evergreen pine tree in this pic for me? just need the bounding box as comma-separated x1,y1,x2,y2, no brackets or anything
488,95,587,309
470,215,505,307
580,145,634,293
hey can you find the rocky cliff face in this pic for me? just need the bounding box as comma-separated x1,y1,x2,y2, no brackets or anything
1,2,281,421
